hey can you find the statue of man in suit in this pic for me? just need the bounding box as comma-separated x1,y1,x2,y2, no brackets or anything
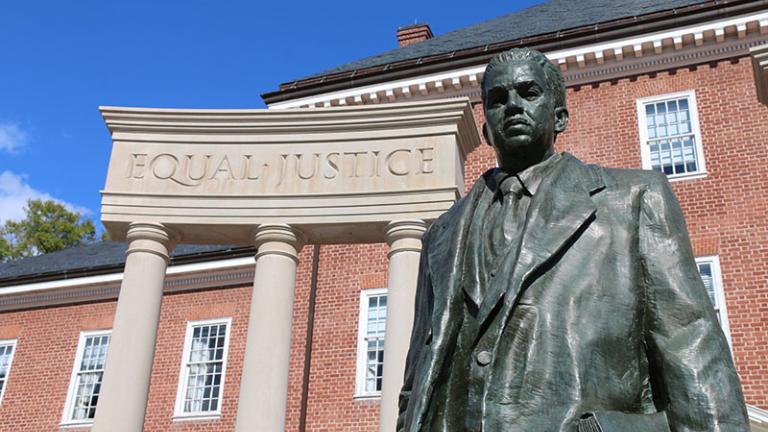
396,48,749,432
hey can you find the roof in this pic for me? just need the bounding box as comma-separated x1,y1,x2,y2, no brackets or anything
264,0,744,104
0,241,252,286
306,0,710,79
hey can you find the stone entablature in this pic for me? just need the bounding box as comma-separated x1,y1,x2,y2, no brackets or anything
101,99,479,245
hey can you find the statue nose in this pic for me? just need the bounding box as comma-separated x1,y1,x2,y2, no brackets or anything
505,92,524,113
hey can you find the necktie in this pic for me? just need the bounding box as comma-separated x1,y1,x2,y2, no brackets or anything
489,175,526,251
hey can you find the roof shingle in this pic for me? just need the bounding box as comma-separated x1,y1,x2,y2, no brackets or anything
301,0,709,80
0,241,243,283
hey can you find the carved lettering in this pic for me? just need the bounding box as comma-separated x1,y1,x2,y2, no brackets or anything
243,155,267,180
371,151,381,177
275,154,290,187
186,154,211,182
128,153,148,179
133,147,435,187
151,154,179,180
418,147,435,174
296,153,320,180
344,151,369,178
386,149,411,176
323,152,340,179
210,155,236,180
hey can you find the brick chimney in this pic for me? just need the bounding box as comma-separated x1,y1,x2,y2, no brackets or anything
397,23,433,48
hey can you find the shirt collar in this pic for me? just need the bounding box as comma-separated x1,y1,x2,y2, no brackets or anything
491,152,562,200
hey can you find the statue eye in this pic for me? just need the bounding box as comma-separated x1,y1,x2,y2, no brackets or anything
487,88,507,108
524,87,542,101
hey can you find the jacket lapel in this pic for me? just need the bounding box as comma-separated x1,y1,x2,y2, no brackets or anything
427,174,488,307
408,176,486,431
476,154,605,326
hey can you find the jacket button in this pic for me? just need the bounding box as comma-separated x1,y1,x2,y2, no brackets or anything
476,351,492,366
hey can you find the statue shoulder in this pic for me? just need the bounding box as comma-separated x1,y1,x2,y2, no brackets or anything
426,172,489,239
598,166,669,191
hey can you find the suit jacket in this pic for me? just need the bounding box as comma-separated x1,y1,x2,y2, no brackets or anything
397,153,749,432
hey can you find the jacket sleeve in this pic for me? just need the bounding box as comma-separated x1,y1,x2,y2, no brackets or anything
639,173,749,432
397,231,434,432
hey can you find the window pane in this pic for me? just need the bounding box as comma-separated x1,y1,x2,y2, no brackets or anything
70,334,110,421
667,100,677,112
0,344,14,399
362,293,387,393
697,262,716,307
182,322,228,414
643,96,700,176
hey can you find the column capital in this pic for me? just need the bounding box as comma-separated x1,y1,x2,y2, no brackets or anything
384,219,427,257
125,222,178,262
253,224,306,263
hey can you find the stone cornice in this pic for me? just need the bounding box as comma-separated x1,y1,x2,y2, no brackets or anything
268,10,768,109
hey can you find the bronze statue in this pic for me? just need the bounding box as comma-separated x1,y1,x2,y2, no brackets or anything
397,48,749,432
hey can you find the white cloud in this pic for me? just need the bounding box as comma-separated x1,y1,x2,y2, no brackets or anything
0,171,90,224
0,123,28,153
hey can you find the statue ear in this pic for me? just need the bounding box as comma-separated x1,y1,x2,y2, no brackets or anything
554,107,569,134
482,122,492,146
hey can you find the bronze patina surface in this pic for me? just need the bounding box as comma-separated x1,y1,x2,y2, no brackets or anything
397,48,749,432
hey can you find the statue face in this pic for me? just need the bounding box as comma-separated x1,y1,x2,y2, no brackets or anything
483,60,565,167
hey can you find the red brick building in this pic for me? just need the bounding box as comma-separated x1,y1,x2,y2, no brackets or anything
1,0,767,430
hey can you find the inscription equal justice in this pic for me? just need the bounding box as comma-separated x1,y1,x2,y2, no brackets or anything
127,146,436,188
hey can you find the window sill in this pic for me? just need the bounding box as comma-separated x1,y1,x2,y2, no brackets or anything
353,394,382,401
172,413,221,422
666,171,707,183
59,420,93,429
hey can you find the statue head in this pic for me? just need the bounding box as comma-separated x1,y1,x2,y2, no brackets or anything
481,48,569,172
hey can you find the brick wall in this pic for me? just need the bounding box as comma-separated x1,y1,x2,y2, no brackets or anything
285,243,389,432
0,302,116,431
0,57,764,431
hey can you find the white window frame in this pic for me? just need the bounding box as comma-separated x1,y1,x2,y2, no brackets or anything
637,90,707,181
355,287,388,399
695,256,733,348
0,339,17,405
61,330,111,427
173,317,232,421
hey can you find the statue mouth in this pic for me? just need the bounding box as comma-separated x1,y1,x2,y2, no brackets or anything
503,118,531,135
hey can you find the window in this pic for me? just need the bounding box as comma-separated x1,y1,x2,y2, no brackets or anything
0,340,17,405
62,331,111,425
174,318,232,419
696,256,732,347
355,288,387,398
637,91,706,180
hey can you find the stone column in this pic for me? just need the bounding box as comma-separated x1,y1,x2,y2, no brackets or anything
92,223,177,432
379,220,427,432
235,224,305,432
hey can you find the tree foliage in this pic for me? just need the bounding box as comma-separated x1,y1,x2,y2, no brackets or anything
0,199,96,262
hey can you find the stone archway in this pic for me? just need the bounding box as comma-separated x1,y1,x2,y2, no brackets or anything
93,99,480,432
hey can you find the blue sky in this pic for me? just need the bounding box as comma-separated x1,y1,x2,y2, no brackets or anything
0,0,543,229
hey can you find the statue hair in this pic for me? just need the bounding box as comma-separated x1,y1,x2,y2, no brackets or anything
481,48,567,109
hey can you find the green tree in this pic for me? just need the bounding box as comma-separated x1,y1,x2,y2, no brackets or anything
0,199,96,262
